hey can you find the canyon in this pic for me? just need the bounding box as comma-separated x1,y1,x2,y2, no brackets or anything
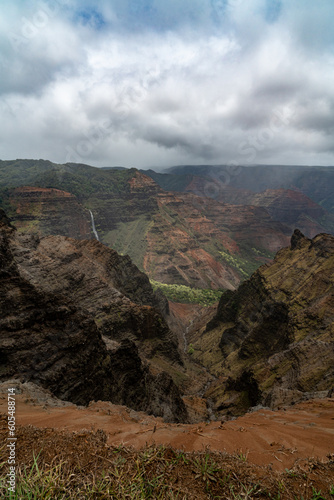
0,160,333,424
0,208,187,423
0,160,334,498
1,160,297,294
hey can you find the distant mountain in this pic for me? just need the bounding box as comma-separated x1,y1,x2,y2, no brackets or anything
100,166,127,170
190,229,334,417
201,186,334,237
144,164,334,214
0,160,294,298
0,159,136,199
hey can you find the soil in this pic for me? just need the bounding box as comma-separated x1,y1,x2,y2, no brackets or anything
1,382,333,473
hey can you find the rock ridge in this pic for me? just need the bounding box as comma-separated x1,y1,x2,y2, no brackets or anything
0,213,187,422
195,230,334,416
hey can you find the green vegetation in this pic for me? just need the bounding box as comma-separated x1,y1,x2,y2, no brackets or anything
192,454,222,492
218,246,275,280
103,216,153,271
37,165,135,200
0,159,135,201
1,437,333,500
0,159,57,188
150,280,224,306
188,343,195,355
218,250,251,278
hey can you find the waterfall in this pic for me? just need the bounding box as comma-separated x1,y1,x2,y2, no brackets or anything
89,210,100,241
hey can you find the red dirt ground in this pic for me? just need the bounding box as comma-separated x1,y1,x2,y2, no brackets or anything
1,385,333,473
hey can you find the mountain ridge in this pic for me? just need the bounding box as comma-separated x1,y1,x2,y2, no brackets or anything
189,229,334,417
1,160,297,294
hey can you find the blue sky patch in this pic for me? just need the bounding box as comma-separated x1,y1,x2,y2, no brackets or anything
74,8,106,30
264,0,282,24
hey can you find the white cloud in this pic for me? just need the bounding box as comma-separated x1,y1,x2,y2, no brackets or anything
0,0,334,168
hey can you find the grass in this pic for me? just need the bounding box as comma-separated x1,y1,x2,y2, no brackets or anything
102,216,153,271
218,250,251,278
150,279,224,306
1,424,334,500
218,247,274,280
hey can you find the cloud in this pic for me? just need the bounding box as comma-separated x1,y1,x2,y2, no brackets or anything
0,0,334,168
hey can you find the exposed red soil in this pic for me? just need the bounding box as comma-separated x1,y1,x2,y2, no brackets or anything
1,391,333,473
168,301,217,340
1,419,333,499
12,186,74,197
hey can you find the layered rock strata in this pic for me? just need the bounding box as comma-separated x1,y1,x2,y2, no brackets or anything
9,186,92,240
195,230,334,416
0,210,187,422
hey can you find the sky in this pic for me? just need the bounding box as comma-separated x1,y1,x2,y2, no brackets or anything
0,0,334,170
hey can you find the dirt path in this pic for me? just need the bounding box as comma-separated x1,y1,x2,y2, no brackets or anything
1,382,333,472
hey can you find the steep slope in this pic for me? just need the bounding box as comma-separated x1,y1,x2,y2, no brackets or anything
0,160,293,294
8,186,92,239
210,188,334,238
146,165,334,229
191,230,334,417
0,209,187,423
144,189,290,289
245,189,334,237
11,232,178,362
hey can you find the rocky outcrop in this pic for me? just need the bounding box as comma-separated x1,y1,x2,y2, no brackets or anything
196,230,334,416
0,210,187,422
10,232,177,363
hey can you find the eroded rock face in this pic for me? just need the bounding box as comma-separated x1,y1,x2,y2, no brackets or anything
10,232,177,363
235,189,334,239
142,189,291,289
199,230,334,416
9,186,92,240
4,170,293,290
155,169,334,239
0,210,187,422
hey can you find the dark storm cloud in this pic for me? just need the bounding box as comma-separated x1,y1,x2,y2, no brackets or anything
294,97,334,135
252,80,303,102
141,125,219,160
